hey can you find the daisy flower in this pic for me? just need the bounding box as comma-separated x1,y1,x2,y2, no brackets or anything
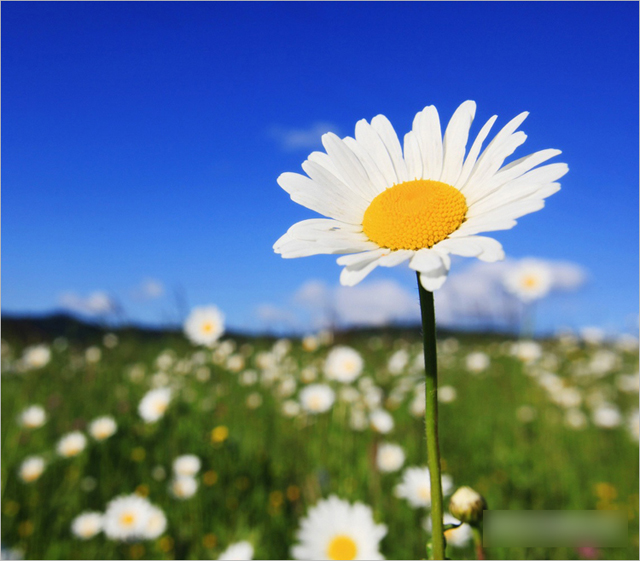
465,351,490,374
292,495,387,560
274,101,567,291
138,387,172,423
504,258,553,302
21,344,51,370
324,346,364,383
395,467,454,508
184,306,225,347
376,443,406,473
218,541,255,560
19,405,47,429
19,456,46,483
56,431,87,458
172,454,201,477
89,416,117,441
71,512,104,540
170,476,198,499
103,494,153,541
424,513,473,548
299,384,335,414
369,408,394,434
143,505,168,539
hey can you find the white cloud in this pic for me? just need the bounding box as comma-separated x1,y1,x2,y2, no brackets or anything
269,122,341,151
255,304,298,327
132,278,165,300
59,291,116,315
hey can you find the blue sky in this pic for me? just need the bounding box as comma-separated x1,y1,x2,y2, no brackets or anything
3,2,638,335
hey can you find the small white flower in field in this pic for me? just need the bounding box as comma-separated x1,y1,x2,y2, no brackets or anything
89,416,117,441
465,351,490,374
277,376,297,398
424,513,473,548
441,337,460,354
143,505,167,539
274,102,566,291
302,335,319,352
85,346,102,364
184,306,225,347
227,354,245,372
22,344,51,369
551,387,582,409
170,476,198,499
172,455,201,477
363,387,383,409
282,399,301,417
616,334,639,353
300,384,335,414
292,495,387,560
564,408,588,430
273,339,292,358
438,386,457,403
580,326,605,346
588,350,619,376
350,408,368,431
504,259,553,302
246,392,263,409
19,405,47,429
410,385,426,417
151,372,170,388
616,373,639,394
592,403,622,429
103,494,154,541
19,456,45,483
395,467,454,508
138,387,172,423
516,405,537,423
103,333,119,348
155,351,175,371
376,443,405,473
71,512,103,539
369,409,394,434
218,541,254,560
387,349,409,375
57,431,87,458
511,340,542,363
301,366,318,383
448,487,487,525
627,409,639,443
339,386,360,403
0,546,23,560
324,346,364,383
239,370,258,386
538,372,563,394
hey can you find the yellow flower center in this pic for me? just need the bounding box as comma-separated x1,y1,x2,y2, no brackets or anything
120,513,135,526
522,275,539,288
362,180,467,250
202,322,214,333
327,535,358,560
418,486,431,501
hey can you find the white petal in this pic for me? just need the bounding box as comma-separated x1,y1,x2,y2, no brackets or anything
419,269,449,291
409,248,449,273
454,198,545,236
456,115,498,187
355,119,398,188
343,136,389,195
440,100,476,186
435,236,504,262
452,217,517,236
339,255,385,286
277,172,363,224
378,250,414,267
321,133,376,200
413,106,443,181
337,248,387,267
371,115,409,183
302,159,368,210
403,131,423,181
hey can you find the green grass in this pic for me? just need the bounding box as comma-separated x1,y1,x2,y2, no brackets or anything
1,328,638,560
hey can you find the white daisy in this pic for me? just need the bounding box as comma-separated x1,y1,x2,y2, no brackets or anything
395,466,454,508
324,346,364,383
369,408,394,434
218,541,255,560
56,431,87,458
511,340,542,363
172,454,201,477
274,101,567,291
170,476,198,499
71,512,103,540
504,258,553,302
376,443,405,473
143,505,167,539
592,403,622,429
424,513,473,548
292,495,387,560
103,494,153,541
387,349,409,375
89,416,117,441
19,456,45,483
282,399,301,417
21,344,51,370
19,405,47,429
299,384,335,414
138,387,172,423
184,306,225,346
438,386,457,403
465,351,490,374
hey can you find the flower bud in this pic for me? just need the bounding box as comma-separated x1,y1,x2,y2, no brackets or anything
449,486,487,526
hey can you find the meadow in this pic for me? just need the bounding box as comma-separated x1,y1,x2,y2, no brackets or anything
1,318,638,560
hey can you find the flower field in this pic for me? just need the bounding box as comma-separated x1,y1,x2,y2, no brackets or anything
1,321,638,560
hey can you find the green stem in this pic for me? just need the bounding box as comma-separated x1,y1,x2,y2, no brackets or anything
472,526,485,560
417,274,445,560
